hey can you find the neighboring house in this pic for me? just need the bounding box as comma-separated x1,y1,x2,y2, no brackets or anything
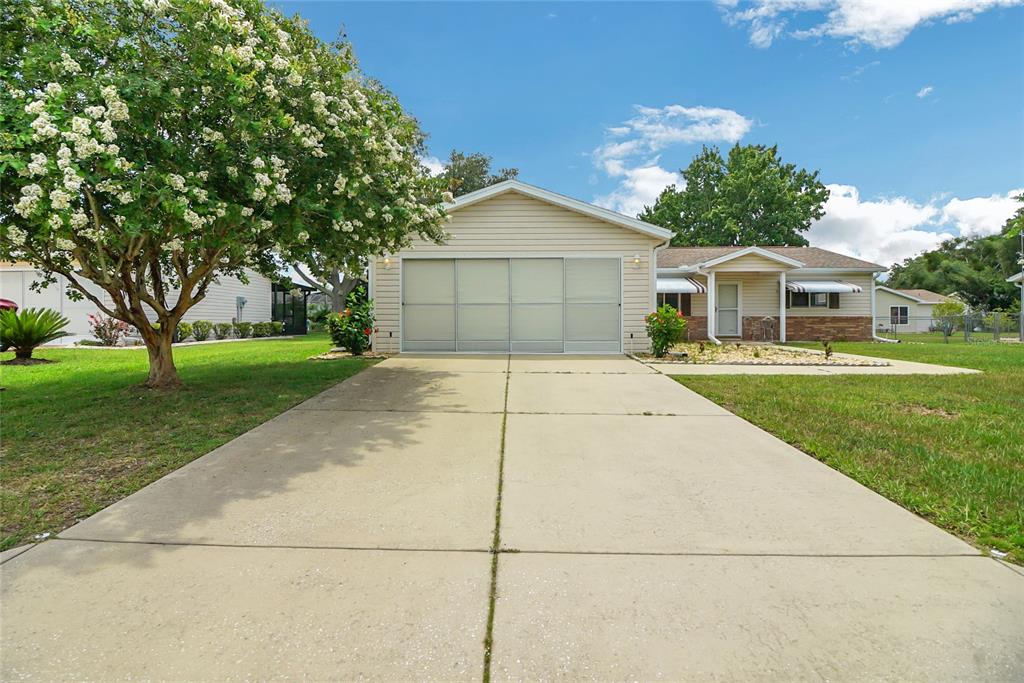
0,262,282,343
367,180,887,353
874,287,954,333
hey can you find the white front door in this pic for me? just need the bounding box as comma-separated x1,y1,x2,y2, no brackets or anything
717,282,740,337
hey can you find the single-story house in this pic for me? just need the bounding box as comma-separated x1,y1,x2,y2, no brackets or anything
368,180,887,353
873,287,953,333
0,262,311,342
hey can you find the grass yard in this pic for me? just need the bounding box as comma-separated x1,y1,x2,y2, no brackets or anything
674,339,1024,563
1,335,374,550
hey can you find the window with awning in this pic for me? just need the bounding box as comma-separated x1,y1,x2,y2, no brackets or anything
656,277,706,294
784,280,862,293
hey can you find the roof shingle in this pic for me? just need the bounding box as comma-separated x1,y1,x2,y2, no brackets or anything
658,246,884,270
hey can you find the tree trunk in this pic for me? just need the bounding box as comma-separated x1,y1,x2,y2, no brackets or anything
143,327,181,389
329,269,343,313
15,347,33,360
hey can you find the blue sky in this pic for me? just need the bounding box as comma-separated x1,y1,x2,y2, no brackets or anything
276,1,1024,265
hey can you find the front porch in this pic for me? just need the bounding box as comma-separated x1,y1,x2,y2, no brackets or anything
655,247,873,342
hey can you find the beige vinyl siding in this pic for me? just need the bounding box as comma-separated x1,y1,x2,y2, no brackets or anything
679,272,874,319
371,191,661,353
875,290,933,332
786,273,873,317
709,253,790,272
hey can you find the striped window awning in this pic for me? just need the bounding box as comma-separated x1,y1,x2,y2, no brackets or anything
785,280,862,294
656,277,707,294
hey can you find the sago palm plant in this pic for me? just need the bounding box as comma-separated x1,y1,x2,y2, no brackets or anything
0,308,69,361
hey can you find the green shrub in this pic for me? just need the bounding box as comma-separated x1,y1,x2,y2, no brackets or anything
645,304,686,358
326,287,374,355
214,322,233,340
87,313,131,346
175,321,194,342
270,321,284,335
192,320,214,342
0,308,69,361
233,321,253,338
252,321,272,337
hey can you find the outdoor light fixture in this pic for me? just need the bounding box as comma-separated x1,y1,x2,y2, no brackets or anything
632,254,641,267
383,256,392,269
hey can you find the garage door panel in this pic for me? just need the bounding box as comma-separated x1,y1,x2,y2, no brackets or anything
564,303,619,341
404,260,455,305
511,304,562,342
511,259,562,304
457,304,509,341
402,305,455,351
565,258,620,303
457,260,508,304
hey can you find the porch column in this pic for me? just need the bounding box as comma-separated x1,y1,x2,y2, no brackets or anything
707,270,716,339
778,271,786,343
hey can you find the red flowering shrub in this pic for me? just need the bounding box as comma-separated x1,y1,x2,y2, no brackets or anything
88,313,131,346
326,287,374,355
645,305,687,357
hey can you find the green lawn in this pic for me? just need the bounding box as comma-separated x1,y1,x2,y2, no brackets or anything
1,335,373,550
674,339,1024,563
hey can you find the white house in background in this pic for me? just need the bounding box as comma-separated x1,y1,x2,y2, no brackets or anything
874,286,954,333
0,262,273,343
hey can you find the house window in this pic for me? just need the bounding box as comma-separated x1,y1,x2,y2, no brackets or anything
810,293,828,307
788,291,809,308
890,305,909,325
657,292,691,315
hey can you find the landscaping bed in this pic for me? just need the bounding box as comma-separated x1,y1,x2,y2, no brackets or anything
0,334,374,550
635,342,888,366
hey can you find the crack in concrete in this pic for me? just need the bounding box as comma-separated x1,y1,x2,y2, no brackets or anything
482,355,510,683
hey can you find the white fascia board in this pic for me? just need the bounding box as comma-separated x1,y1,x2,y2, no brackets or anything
1007,272,1023,284
699,246,805,269
875,285,926,303
444,180,674,241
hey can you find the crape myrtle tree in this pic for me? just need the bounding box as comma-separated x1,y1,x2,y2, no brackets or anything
0,0,450,387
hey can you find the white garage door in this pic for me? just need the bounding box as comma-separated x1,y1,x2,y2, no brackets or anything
402,257,620,353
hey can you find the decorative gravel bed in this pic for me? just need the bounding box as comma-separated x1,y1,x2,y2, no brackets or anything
634,342,889,366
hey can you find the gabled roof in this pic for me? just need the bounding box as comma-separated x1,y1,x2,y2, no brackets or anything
698,246,805,269
658,246,885,271
1009,272,1023,284
876,286,952,304
445,180,673,241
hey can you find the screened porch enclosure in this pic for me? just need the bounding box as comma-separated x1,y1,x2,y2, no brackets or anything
401,257,621,353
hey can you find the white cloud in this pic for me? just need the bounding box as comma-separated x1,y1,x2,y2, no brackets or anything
916,85,934,98
941,189,1023,236
718,0,1024,49
420,155,444,176
595,163,683,217
592,104,752,215
808,184,1022,266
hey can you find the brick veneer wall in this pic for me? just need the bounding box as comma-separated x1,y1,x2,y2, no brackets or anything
682,315,872,341
683,316,708,341
785,316,872,341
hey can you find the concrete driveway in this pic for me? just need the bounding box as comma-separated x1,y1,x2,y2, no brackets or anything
2,355,1022,681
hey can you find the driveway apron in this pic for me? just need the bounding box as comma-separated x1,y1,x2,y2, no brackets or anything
2,354,1021,681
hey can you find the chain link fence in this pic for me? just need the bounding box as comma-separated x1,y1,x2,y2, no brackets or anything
873,312,1024,343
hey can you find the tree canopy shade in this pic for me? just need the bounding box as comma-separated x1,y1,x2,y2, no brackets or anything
440,150,518,197
0,0,449,387
887,200,1023,312
638,144,829,247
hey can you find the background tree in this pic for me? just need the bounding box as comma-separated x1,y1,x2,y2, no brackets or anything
886,206,1022,311
1,0,448,387
639,144,829,246
440,150,518,197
